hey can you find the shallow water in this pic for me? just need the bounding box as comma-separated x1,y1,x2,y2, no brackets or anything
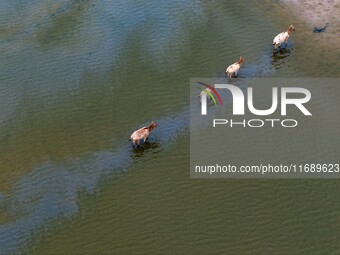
0,0,339,254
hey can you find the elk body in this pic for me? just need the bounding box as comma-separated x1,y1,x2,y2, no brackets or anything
225,57,245,78
273,25,295,53
129,121,158,147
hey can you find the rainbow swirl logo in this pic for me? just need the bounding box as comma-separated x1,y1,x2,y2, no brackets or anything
197,82,223,108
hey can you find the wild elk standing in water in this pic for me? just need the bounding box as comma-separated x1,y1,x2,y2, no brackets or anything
225,56,245,78
129,121,158,148
273,25,295,53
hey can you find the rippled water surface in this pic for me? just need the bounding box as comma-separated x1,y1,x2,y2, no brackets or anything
0,0,339,254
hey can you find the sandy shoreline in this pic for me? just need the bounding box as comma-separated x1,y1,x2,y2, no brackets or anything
278,0,339,50
278,0,339,28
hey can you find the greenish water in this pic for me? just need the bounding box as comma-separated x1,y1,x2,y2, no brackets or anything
0,0,339,254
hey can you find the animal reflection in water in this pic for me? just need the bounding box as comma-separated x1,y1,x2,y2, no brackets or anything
131,140,161,158
271,47,292,68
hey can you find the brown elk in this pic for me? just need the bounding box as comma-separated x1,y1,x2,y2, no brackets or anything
129,121,158,147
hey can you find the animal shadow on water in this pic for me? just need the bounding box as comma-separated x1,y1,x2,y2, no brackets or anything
131,139,161,159
271,47,292,69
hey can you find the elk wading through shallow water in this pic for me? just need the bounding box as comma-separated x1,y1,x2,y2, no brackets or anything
225,56,245,78
272,24,295,53
129,121,158,148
